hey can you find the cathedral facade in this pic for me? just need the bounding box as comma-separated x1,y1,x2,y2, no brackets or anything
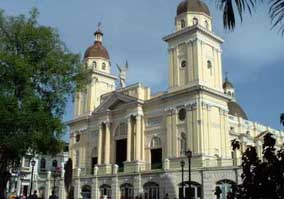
68,0,284,198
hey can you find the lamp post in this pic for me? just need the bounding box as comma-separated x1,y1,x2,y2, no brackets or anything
52,166,61,193
180,160,185,199
185,150,192,199
29,159,36,197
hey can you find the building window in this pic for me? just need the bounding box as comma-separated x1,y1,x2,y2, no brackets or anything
76,134,80,142
150,136,161,149
81,185,91,199
181,19,186,28
143,182,159,199
179,181,201,199
216,180,236,199
193,17,198,25
178,108,187,121
207,60,213,75
150,137,162,170
180,132,187,156
40,158,46,170
205,20,209,29
100,184,111,199
93,61,97,68
102,63,106,70
181,60,187,68
120,183,134,199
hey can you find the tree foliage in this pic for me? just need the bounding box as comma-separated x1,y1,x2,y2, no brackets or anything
216,0,284,35
0,9,90,198
232,132,284,198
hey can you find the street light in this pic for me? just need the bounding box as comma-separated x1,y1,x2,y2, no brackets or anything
29,159,36,197
180,160,185,199
185,150,192,199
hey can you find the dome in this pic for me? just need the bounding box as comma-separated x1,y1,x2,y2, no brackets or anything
228,101,248,120
177,0,210,16
84,41,110,59
84,30,110,59
223,79,234,89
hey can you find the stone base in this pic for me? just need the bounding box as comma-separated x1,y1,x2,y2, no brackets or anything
97,164,112,175
124,161,145,173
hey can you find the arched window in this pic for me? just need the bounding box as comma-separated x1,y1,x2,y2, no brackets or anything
180,132,187,156
102,63,106,70
100,184,111,199
76,134,80,142
181,19,186,28
216,179,236,199
178,181,201,199
207,60,213,75
181,60,187,68
40,158,46,170
205,20,209,29
143,182,159,199
81,185,91,199
178,108,187,121
120,183,134,199
193,17,198,25
93,61,97,68
52,159,58,168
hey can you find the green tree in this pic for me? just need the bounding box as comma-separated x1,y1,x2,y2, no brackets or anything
216,0,284,34
0,9,90,198
232,131,284,198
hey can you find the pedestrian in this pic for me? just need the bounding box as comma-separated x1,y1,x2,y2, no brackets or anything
48,191,58,199
30,191,38,199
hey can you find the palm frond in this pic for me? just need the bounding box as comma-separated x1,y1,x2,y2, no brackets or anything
269,0,284,35
216,0,258,30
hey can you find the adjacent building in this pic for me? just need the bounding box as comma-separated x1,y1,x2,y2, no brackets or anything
68,0,284,199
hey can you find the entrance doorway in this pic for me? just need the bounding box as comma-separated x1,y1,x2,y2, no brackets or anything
151,148,162,169
116,139,127,171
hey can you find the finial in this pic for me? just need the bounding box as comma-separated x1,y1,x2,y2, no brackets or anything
97,22,102,31
225,72,229,81
94,22,103,42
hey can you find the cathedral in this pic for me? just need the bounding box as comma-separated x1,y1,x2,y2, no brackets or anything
68,0,284,198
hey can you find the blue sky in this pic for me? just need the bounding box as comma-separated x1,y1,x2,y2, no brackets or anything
1,0,283,132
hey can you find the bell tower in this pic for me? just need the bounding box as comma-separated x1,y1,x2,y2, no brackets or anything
74,26,117,117
163,0,223,93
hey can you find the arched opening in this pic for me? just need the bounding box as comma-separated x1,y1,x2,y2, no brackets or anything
100,184,111,199
93,61,97,68
150,136,162,169
40,158,46,171
91,147,98,174
181,60,187,68
207,60,213,76
205,20,209,29
81,185,91,199
115,122,127,172
181,19,186,28
193,17,198,25
120,183,134,199
143,182,159,199
178,108,186,121
102,63,106,70
216,179,236,199
178,181,201,199
179,132,187,156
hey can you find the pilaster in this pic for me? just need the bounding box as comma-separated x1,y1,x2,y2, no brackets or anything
97,125,103,164
45,171,51,199
104,121,111,164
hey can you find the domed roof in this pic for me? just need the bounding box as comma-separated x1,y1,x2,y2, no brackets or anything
228,101,248,120
177,0,210,16
223,79,234,89
84,41,109,59
84,30,110,59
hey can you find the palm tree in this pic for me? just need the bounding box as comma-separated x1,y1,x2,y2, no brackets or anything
216,0,284,35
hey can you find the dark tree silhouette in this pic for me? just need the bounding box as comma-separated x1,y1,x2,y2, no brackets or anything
232,132,284,199
216,0,284,35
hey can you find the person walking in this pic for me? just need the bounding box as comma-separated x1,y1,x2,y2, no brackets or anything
30,191,38,199
48,191,58,199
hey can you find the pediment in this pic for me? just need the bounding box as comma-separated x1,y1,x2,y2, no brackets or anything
94,92,137,113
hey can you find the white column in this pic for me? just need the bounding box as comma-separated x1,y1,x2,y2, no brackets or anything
74,168,81,199
165,108,173,157
45,171,51,199
127,117,132,162
97,125,103,164
135,115,141,161
59,163,66,199
104,122,111,164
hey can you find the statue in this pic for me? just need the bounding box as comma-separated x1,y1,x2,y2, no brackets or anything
116,60,128,88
